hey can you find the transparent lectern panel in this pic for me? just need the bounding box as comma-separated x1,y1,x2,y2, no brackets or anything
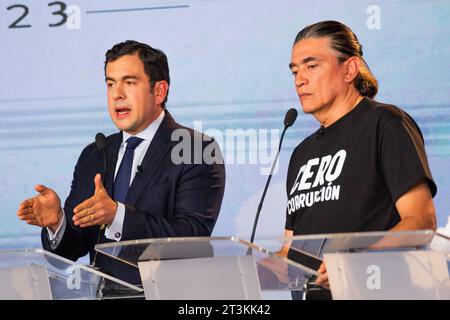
430,232,450,275
95,236,317,292
0,265,52,300
0,249,143,300
320,232,450,300
254,230,450,300
282,230,437,260
430,232,450,253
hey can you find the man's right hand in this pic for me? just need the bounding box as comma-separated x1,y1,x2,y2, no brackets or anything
17,185,62,233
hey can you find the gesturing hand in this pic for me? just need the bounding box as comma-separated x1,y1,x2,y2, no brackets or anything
17,185,62,232
73,174,118,228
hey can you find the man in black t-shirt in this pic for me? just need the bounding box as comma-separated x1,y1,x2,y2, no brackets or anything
279,21,437,293
285,97,436,235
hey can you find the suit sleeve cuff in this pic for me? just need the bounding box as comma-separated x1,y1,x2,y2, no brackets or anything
105,202,125,241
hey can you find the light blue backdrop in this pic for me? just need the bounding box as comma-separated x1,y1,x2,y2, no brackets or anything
1,0,449,250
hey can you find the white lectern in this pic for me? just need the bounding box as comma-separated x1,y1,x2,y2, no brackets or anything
281,230,450,299
95,236,316,300
0,249,143,300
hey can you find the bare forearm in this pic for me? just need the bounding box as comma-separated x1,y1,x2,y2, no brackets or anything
276,229,294,258
391,214,436,232
393,182,437,232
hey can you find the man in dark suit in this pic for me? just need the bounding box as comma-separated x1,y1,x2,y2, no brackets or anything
16,40,226,285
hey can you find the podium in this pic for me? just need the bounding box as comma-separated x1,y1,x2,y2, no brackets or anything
279,230,450,299
95,236,316,300
0,249,143,300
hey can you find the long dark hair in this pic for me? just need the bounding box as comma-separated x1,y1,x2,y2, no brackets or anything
294,20,378,98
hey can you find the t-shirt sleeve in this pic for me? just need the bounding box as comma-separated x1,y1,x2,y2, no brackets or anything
379,115,437,202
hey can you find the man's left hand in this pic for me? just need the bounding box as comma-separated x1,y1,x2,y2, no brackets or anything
73,174,118,228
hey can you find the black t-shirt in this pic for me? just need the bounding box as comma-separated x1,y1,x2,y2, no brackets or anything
285,97,437,235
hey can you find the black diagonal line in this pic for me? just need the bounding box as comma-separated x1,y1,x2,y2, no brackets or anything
86,5,189,14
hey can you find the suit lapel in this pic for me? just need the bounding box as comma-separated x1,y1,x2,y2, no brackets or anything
125,111,177,205
105,132,122,197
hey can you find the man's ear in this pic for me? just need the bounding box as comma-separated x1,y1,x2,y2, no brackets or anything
153,80,169,105
344,56,361,83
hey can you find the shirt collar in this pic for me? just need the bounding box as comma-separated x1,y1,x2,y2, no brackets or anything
121,110,165,146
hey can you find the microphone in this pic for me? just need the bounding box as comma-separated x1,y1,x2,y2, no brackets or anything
92,133,107,269
249,108,298,246
95,133,107,184
137,165,143,174
284,108,298,128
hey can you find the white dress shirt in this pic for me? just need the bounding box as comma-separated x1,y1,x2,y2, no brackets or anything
47,110,165,248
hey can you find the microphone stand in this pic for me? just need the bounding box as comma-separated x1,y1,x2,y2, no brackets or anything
92,143,107,298
92,135,107,269
247,125,289,255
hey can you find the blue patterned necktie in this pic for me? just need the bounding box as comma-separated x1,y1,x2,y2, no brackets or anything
113,136,143,203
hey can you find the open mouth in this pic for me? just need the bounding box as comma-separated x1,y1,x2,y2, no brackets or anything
115,107,131,118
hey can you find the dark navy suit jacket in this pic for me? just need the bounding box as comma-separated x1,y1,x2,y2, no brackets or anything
41,111,226,285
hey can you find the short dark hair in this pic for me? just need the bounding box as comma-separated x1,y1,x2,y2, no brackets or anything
105,40,170,108
294,20,378,99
